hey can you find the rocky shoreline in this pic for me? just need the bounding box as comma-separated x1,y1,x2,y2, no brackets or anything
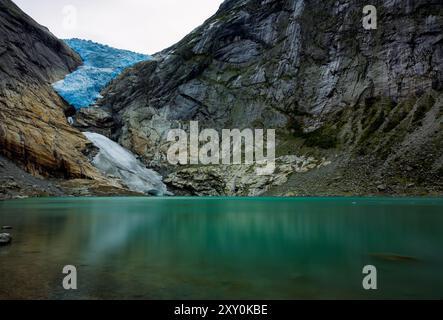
0,156,64,201
0,225,12,246
0,155,144,201
1,150,440,200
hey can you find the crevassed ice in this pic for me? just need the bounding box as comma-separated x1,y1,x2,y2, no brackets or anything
83,132,169,196
53,39,151,109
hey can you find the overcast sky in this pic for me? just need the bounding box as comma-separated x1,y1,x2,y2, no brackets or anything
14,0,224,54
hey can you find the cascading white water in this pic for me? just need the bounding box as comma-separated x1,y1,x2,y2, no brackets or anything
83,132,169,196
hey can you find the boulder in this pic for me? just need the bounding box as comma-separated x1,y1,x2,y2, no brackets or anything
0,233,12,246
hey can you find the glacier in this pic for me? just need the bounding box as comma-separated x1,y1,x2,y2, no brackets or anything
83,132,170,196
54,40,167,196
53,39,151,109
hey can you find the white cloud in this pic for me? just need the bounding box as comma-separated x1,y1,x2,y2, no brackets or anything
14,0,224,54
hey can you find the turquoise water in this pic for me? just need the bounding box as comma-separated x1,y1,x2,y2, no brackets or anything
0,197,442,300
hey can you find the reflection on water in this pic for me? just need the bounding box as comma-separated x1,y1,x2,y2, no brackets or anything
0,197,442,299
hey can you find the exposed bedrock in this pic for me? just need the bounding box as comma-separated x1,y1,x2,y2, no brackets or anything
98,0,442,195
0,0,108,184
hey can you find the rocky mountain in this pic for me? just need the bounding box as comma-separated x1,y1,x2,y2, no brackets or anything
1,0,442,198
0,0,127,199
99,0,443,196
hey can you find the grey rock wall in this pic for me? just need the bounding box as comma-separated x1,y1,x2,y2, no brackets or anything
99,0,443,195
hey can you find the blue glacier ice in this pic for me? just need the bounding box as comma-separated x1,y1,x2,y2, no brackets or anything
53,39,151,109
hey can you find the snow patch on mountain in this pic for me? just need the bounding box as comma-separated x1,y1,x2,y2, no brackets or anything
83,132,170,196
53,39,151,109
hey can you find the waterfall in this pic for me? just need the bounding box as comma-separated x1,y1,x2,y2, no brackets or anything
83,132,170,196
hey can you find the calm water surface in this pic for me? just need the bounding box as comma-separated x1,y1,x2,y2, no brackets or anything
0,197,442,299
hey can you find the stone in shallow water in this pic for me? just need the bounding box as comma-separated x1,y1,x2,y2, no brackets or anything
370,253,419,262
1,226,12,230
0,233,12,246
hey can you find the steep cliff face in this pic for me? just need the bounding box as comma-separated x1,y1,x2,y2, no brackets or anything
101,0,442,195
0,0,103,181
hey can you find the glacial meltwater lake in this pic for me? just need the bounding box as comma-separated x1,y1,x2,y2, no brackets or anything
0,197,442,300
